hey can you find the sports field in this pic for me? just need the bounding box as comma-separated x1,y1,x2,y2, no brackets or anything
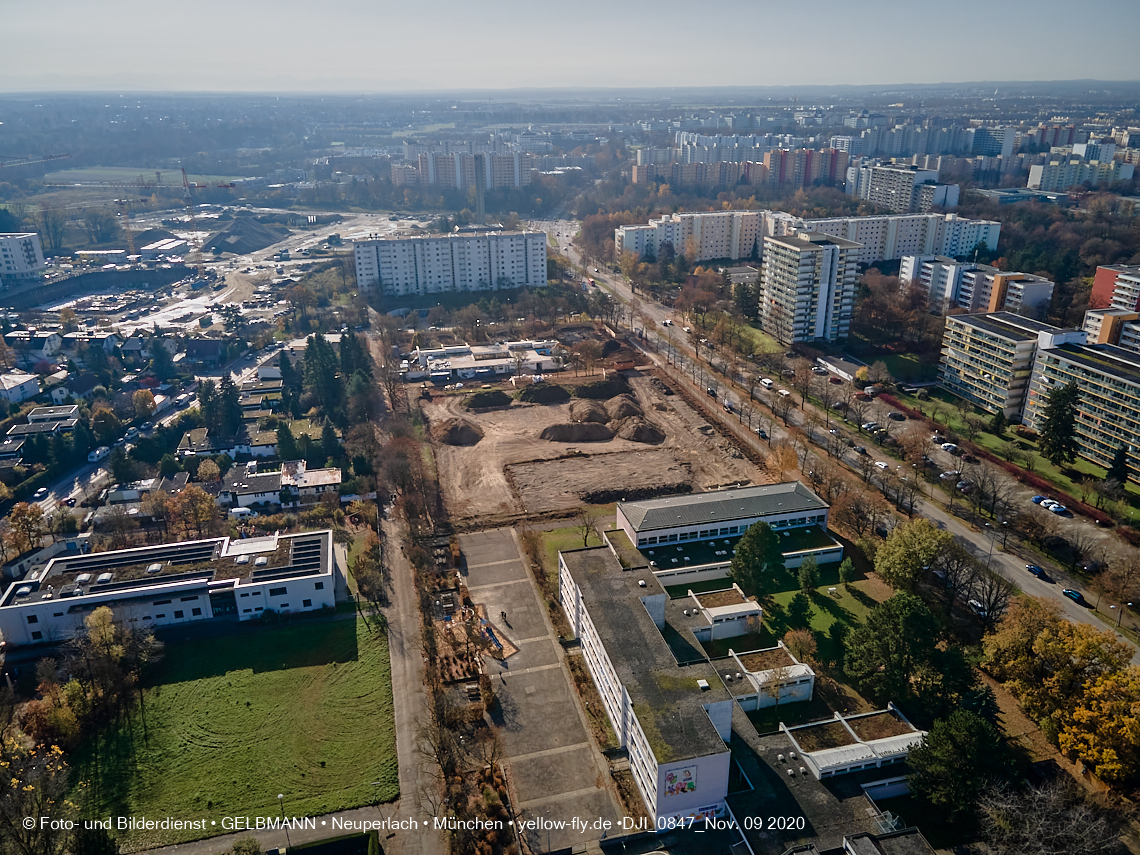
70,617,396,850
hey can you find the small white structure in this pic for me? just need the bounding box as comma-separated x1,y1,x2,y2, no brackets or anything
0,373,39,404
782,704,926,781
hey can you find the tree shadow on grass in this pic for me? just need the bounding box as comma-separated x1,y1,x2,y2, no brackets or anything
846,586,877,610
810,592,856,624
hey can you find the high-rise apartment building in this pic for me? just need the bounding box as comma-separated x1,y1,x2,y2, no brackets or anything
846,164,960,213
1027,156,1134,191
615,211,999,267
938,313,1083,420
353,232,547,298
762,148,848,189
900,256,1054,317
0,233,46,285
415,151,539,191
1082,309,1140,355
1090,264,1140,312
759,232,861,344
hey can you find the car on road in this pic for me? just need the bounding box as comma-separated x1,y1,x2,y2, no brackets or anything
874,461,889,470
956,480,974,493
755,428,768,439
661,319,672,326
126,426,139,438
723,400,734,413
931,435,946,444
1025,564,1049,580
65,497,76,507
852,446,866,455
1062,588,1086,604
939,470,961,480
33,487,48,499
861,422,878,431
940,442,959,453
706,387,717,398
141,421,153,431
887,412,906,421
968,599,989,618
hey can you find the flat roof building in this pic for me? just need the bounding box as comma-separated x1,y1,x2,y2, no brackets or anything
558,548,734,825
938,313,1085,419
761,232,862,344
0,529,341,647
900,256,1054,317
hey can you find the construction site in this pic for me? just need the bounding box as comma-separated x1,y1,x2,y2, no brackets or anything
421,330,765,527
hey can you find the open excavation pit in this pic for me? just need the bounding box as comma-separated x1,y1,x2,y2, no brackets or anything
507,450,692,514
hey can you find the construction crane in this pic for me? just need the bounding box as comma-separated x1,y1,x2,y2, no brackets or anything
0,153,71,170
181,167,206,279
115,199,136,257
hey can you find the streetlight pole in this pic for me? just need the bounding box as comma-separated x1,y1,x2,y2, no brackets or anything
278,793,290,849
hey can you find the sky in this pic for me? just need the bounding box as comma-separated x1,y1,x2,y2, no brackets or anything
3,0,1139,93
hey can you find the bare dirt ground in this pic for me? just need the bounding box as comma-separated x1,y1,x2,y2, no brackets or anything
421,368,764,524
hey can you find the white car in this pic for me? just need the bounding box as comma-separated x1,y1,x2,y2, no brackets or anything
875,461,889,470
940,442,959,453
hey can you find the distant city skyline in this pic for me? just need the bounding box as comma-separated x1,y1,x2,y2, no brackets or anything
3,0,1140,93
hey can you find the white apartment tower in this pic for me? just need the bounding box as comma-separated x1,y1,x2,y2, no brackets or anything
0,233,47,285
760,232,862,344
353,231,547,297
900,256,1054,317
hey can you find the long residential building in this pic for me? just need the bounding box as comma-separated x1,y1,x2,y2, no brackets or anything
845,163,960,213
353,231,547,297
760,232,861,344
1028,156,1134,191
1082,308,1140,355
938,312,1140,484
615,211,999,267
938,313,1084,420
1090,264,1140,313
900,256,1054,317
1024,342,1140,485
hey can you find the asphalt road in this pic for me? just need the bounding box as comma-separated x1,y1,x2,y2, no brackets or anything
563,238,1140,664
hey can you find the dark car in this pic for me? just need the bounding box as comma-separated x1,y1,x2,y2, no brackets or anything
1025,564,1049,581
887,412,906,421
852,446,866,455
706,387,717,398
1062,588,1086,604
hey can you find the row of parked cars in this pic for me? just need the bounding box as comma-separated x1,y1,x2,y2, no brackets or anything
1031,494,1069,515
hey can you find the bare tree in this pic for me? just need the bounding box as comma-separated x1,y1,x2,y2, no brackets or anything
932,542,981,614
575,506,600,547
971,568,1016,629
979,779,1124,855
773,392,796,426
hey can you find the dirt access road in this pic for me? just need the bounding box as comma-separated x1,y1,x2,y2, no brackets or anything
421,371,764,525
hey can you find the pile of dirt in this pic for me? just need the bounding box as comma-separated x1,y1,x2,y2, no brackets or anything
574,375,631,400
613,417,666,444
569,400,608,424
648,377,674,396
517,383,571,404
465,389,513,409
605,394,643,421
539,423,614,442
202,217,292,255
430,418,483,446
601,339,622,356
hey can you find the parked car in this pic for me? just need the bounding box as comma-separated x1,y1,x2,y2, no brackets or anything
811,367,828,375
852,446,866,455
861,422,879,431
1062,588,1086,604
706,387,717,397
755,428,768,439
64,497,76,507
1050,504,1069,515
956,480,974,493
874,461,889,470
939,470,961,480
33,487,48,499
931,435,946,444
1031,495,1048,504
940,442,959,453
968,599,989,618
887,412,906,421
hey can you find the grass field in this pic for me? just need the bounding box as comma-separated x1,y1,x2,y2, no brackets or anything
71,618,396,850
45,166,240,185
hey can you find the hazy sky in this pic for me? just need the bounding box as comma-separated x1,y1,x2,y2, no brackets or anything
3,0,1139,92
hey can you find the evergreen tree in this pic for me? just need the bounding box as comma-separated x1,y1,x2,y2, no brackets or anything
729,522,785,599
988,409,1006,435
321,421,340,463
1107,443,1130,485
277,422,300,461
733,281,759,321
217,375,243,437
149,337,175,381
1037,381,1081,466
909,710,1011,821
198,379,219,433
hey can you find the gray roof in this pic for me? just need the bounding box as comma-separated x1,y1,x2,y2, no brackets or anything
948,311,1066,340
560,548,731,762
619,482,828,533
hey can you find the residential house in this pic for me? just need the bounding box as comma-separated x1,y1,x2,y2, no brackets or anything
218,460,341,510
5,331,62,367
0,373,39,404
50,373,102,405
184,338,228,368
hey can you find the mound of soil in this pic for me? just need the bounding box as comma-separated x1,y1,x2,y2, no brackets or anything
517,383,571,404
465,389,513,409
202,217,292,255
569,400,609,423
602,339,622,356
574,375,631,400
648,377,674,396
605,394,643,421
613,417,666,444
539,423,614,442
430,418,483,446
132,227,179,246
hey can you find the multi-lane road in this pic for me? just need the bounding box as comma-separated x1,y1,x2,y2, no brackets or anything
530,218,1139,661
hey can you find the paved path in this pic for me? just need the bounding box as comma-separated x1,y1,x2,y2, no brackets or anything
459,529,622,854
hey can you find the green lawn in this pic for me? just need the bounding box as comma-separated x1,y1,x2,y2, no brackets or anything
71,618,396,849
878,352,939,383
45,166,240,185
893,387,1140,508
